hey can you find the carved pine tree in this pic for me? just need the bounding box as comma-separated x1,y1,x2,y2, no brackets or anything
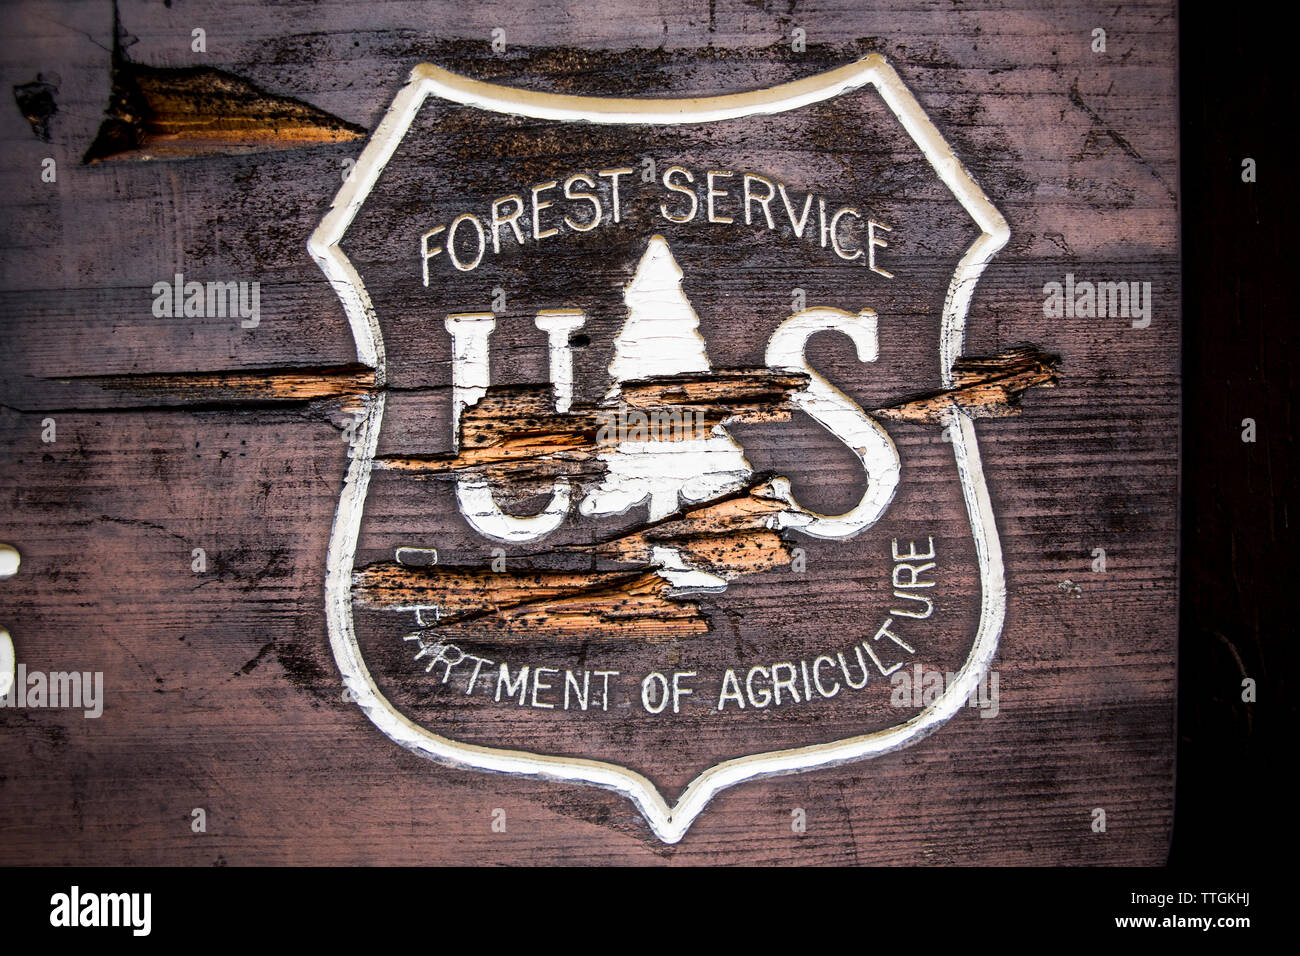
581,235,753,523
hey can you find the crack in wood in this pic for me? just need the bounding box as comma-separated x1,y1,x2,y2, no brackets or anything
56,345,1056,444
376,352,1058,483
586,477,795,577
378,385,606,484
61,364,377,404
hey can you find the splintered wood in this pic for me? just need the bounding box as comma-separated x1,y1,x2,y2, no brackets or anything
353,478,798,640
373,368,809,485
377,385,607,483
588,478,795,576
376,353,1057,483
873,346,1061,423
60,351,1055,425
85,66,366,162
82,11,365,163
64,365,378,405
356,353,1058,640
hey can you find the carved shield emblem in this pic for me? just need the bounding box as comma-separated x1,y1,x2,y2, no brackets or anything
311,55,1013,842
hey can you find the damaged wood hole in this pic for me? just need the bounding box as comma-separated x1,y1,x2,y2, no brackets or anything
376,368,811,486
13,74,58,142
62,342,1055,420
82,67,365,162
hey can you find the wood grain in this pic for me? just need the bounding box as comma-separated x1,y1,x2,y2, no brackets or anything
0,0,1179,864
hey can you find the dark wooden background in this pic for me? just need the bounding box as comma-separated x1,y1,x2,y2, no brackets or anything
0,0,1180,864
1173,5,1295,870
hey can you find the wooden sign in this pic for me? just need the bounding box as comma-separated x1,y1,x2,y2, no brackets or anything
0,0,1178,863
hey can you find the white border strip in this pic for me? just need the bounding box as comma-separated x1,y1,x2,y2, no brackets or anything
310,55,1009,844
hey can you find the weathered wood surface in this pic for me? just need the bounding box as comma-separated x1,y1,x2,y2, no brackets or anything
0,0,1178,863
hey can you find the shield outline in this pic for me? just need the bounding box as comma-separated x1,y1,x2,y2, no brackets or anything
309,54,1009,844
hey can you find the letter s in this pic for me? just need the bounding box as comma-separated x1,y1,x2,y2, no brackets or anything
764,307,900,538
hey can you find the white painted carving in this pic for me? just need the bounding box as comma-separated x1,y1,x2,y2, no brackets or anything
443,312,494,443
1,544,17,699
0,627,12,699
0,543,18,580
765,307,901,538
652,546,729,593
534,309,585,413
310,55,1010,844
455,479,570,542
582,235,752,523
609,234,711,381
445,311,571,542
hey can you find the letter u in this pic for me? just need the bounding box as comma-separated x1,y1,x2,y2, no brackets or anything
837,647,870,690
445,311,583,542
891,590,933,619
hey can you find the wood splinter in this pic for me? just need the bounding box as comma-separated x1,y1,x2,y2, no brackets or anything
83,7,364,162
352,478,799,641
873,346,1061,424
61,364,377,406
